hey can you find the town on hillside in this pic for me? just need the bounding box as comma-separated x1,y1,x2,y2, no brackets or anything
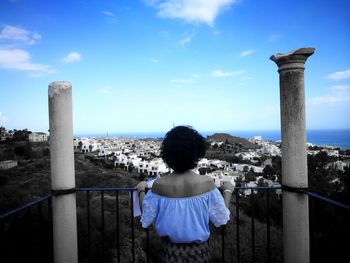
72,131,350,197
1,126,349,198
1,126,349,263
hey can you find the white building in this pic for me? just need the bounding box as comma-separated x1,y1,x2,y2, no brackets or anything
29,132,48,142
329,160,350,171
136,158,169,176
77,139,101,153
0,160,18,170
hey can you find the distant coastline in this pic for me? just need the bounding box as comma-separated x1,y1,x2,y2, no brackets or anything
75,129,350,150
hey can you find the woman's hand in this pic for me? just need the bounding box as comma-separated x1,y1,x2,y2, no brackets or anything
220,181,234,208
137,181,148,192
220,181,235,192
137,181,148,213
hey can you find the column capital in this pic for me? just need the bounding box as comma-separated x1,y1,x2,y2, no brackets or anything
270,48,314,72
49,81,72,98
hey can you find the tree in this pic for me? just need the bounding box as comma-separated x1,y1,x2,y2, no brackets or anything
257,177,268,187
245,172,257,182
263,164,275,180
24,142,33,159
78,141,83,151
0,126,6,135
235,175,244,187
243,165,249,173
12,129,31,141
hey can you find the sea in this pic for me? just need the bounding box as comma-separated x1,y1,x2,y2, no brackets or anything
76,129,350,150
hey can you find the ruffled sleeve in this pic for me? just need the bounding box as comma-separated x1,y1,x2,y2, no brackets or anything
209,188,230,227
140,191,159,228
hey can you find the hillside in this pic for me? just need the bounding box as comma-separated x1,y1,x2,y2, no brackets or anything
0,141,283,262
207,133,261,150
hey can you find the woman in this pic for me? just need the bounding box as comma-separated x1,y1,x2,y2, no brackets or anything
137,126,234,262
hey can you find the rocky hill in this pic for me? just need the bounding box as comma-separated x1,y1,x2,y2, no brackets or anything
206,133,260,150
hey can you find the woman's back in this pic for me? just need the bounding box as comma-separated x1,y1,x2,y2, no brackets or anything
152,171,215,198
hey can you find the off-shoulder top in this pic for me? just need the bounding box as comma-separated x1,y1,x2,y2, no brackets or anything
141,188,230,244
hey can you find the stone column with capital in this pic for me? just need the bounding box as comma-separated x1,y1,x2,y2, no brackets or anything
48,81,78,263
270,48,314,263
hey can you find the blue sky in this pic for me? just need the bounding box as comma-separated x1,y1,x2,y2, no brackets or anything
0,0,349,134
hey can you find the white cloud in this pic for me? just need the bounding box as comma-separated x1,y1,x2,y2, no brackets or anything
0,48,54,74
211,69,244,77
268,34,279,42
144,0,236,26
326,69,350,81
102,11,115,17
310,85,350,105
240,49,254,57
0,112,8,125
62,52,81,64
0,25,41,45
151,58,160,63
178,33,195,46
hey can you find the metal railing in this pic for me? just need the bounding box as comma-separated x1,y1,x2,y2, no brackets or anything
0,186,349,263
0,194,53,263
234,186,282,263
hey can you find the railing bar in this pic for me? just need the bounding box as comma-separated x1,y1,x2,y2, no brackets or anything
251,189,255,263
0,194,52,220
306,191,350,210
266,189,271,263
115,191,120,263
146,228,150,263
48,196,53,262
78,187,136,191
0,219,6,261
0,220,4,234
7,213,16,262
38,201,42,219
80,186,282,191
101,190,105,263
236,190,240,263
222,225,225,262
235,186,281,190
309,196,314,262
130,190,135,263
26,207,32,248
87,190,91,263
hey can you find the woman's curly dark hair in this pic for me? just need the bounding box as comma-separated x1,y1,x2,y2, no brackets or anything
161,126,207,173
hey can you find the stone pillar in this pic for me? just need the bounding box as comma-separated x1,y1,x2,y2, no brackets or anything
48,81,78,263
270,48,314,263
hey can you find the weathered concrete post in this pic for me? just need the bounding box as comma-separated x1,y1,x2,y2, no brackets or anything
48,81,78,263
270,48,314,263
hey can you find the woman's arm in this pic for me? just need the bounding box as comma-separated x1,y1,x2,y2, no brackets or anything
136,181,148,212
220,181,235,208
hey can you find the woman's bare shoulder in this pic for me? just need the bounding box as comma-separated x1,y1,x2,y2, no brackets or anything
151,176,169,195
198,175,216,192
152,174,216,197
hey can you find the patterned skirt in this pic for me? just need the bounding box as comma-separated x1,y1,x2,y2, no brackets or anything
160,237,211,263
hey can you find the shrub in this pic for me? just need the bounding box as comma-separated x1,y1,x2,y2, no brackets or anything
0,174,8,187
